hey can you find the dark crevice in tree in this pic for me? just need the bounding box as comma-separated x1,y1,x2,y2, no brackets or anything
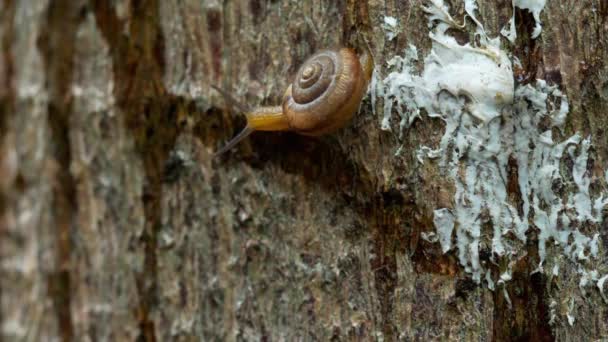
205,7,223,84
38,0,86,340
411,210,459,278
0,1,17,340
493,236,554,342
366,186,420,339
215,133,369,192
512,6,542,84
368,202,402,340
91,0,186,340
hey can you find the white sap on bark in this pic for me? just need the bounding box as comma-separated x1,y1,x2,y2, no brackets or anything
372,0,608,322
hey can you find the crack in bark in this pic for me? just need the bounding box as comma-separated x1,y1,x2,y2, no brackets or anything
37,0,88,340
492,250,555,341
0,1,17,340
91,1,182,340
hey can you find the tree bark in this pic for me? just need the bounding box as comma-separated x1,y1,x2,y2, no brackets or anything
1,0,607,341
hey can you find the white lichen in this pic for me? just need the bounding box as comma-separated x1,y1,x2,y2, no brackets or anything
549,300,558,325
382,16,400,42
373,0,608,314
567,297,576,326
597,274,608,303
433,208,455,253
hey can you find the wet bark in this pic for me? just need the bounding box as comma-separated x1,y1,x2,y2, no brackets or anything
1,0,607,341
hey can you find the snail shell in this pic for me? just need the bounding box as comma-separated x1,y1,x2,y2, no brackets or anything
283,48,372,135
215,47,374,155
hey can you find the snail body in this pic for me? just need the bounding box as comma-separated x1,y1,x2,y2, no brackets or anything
215,47,374,155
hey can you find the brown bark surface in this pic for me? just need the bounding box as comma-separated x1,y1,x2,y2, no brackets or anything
1,0,607,341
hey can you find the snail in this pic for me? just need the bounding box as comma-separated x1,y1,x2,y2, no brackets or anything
213,46,374,155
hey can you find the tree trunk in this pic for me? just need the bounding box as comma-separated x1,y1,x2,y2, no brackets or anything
1,0,607,341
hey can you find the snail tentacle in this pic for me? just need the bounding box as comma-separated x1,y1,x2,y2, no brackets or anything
214,126,254,157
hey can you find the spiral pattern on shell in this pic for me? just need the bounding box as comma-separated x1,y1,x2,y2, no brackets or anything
292,54,335,104
282,48,369,136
